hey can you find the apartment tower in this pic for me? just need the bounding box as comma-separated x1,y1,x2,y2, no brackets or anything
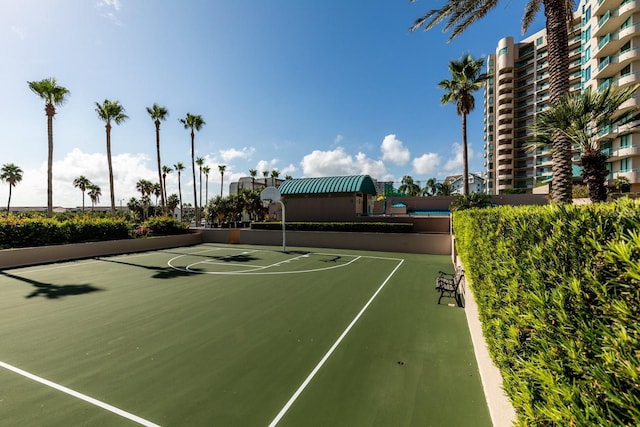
484,0,640,194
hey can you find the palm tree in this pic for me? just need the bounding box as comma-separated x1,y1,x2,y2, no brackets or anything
87,184,101,211
152,182,162,211
532,84,639,202
262,170,269,188
202,165,211,205
147,103,169,214
136,179,153,219
174,162,185,219
196,157,205,208
410,0,575,202
422,177,438,196
398,175,421,196
161,165,172,208
179,113,206,224
249,168,257,191
73,175,92,213
270,169,279,187
95,99,128,216
167,193,179,216
219,165,227,197
437,54,488,195
1,163,23,213
27,77,70,217
435,181,455,196
285,175,293,180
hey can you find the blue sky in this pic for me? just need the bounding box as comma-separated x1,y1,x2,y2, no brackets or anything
0,0,546,207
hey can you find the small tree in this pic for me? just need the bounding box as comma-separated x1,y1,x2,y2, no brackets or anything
1,163,24,213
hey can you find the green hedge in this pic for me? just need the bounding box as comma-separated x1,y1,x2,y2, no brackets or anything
0,216,130,249
453,199,640,426
140,216,190,236
251,221,413,233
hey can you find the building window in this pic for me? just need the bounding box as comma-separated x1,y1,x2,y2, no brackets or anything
621,17,631,30
621,41,631,53
489,58,494,66
620,134,631,148
499,47,508,56
620,157,631,172
585,6,591,22
584,65,591,81
583,45,591,62
536,36,544,46
621,64,631,77
583,26,591,42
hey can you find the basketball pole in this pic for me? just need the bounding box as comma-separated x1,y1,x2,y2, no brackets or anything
277,200,286,252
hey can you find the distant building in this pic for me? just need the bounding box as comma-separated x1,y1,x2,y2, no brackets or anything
444,173,486,194
228,177,284,195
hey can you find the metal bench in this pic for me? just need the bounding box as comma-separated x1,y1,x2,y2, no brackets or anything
435,267,464,306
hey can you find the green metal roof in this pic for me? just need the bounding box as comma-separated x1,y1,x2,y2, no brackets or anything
279,175,377,196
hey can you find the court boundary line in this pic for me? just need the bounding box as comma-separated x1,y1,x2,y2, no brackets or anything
268,257,405,426
0,360,160,427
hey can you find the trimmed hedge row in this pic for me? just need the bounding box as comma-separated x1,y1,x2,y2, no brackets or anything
251,221,414,233
0,215,190,249
0,216,130,248
453,199,640,426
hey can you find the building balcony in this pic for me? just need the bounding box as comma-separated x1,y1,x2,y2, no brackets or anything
608,144,640,160
497,152,513,161
595,9,625,37
611,169,640,184
498,90,514,103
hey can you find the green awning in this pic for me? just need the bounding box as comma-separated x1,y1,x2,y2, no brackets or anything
278,175,377,196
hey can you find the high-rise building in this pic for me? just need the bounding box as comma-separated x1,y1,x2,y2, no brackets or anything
484,0,639,194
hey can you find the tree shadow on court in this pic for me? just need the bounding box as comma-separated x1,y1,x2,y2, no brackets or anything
321,256,342,263
210,254,259,263
96,257,192,280
0,271,103,300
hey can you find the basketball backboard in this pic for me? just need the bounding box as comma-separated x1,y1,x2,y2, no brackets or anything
260,186,281,203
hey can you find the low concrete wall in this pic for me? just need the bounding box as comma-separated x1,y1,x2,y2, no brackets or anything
201,229,451,255
0,233,202,269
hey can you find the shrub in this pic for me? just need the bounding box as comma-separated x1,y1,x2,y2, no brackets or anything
141,216,190,236
450,192,494,211
453,199,640,425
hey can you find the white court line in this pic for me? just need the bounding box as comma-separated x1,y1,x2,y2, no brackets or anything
268,258,405,427
0,361,160,427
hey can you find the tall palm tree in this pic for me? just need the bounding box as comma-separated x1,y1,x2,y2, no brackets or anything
270,169,279,187
147,103,169,214
179,113,205,224
87,184,101,212
152,182,162,211
95,99,128,216
1,163,23,213
196,157,205,209
410,0,575,202
73,175,92,213
27,77,70,217
437,54,488,195
262,170,269,188
202,165,211,205
532,84,639,202
249,168,257,191
173,162,185,220
161,165,172,209
166,193,179,216
398,175,421,196
219,165,227,197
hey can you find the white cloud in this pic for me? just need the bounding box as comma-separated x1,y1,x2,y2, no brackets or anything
2,149,157,208
255,159,279,175
333,134,343,146
412,153,442,175
96,0,123,25
300,147,388,178
97,0,121,11
380,134,410,166
220,147,255,163
10,26,25,40
280,163,297,176
443,142,475,172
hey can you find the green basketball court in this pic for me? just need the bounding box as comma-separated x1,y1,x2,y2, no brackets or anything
0,244,490,426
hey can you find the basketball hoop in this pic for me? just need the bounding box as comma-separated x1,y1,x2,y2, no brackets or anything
260,187,286,252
